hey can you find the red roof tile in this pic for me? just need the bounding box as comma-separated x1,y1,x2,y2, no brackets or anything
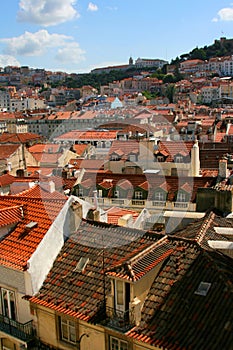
0,173,15,186
0,186,66,270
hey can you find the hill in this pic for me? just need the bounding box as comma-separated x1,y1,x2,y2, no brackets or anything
171,37,233,64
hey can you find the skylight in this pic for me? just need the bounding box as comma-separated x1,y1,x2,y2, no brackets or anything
195,282,211,296
73,257,89,273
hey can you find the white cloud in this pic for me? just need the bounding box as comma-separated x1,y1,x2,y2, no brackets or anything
55,43,85,64
17,0,79,26
213,7,233,21
87,2,98,12
0,55,21,67
0,30,73,56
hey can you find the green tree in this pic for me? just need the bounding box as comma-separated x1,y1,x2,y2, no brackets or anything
163,74,176,84
165,84,176,103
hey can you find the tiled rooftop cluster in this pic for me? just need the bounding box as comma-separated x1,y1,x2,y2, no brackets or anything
27,212,233,349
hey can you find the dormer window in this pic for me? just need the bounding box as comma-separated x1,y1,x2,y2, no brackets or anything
114,280,130,314
110,154,120,161
135,191,142,199
174,155,183,163
177,192,186,202
155,191,165,202
156,155,164,162
128,154,137,162
78,188,83,197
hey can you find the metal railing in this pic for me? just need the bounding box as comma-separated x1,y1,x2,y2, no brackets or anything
0,314,35,342
104,306,135,332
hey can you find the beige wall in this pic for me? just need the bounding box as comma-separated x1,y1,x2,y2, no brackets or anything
34,305,106,350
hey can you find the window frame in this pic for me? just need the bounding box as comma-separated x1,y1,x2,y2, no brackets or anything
154,191,165,201
0,287,17,321
109,336,128,350
134,191,142,199
60,317,76,344
177,192,186,202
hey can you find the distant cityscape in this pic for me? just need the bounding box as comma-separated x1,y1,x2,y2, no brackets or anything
0,38,232,350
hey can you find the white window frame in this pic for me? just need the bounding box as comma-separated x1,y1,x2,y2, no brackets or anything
0,287,16,320
155,191,165,201
114,280,125,312
135,191,142,199
110,336,128,350
175,155,183,163
177,192,186,202
128,154,136,162
60,318,76,344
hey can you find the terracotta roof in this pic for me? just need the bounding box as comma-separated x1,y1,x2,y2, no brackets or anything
72,144,89,156
0,132,42,144
69,159,105,170
28,144,60,154
106,207,139,225
109,140,139,159
0,186,66,270
27,215,233,349
0,173,15,186
175,210,233,252
156,141,194,162
55,130,118,141
0,144,19,160
127,237,233,349
0,205,23,227
78,172,215,202
28,220,163,321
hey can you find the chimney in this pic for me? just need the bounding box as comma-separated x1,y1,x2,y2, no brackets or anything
40,180,55,193
118,214,133,227
191,140,200,177
69,201,83,233
218,159,228,179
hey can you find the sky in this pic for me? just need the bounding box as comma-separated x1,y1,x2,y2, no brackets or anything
0,1,233,74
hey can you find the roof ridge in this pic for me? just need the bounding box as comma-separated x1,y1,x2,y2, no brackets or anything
195,211,216,244
129,236,169,266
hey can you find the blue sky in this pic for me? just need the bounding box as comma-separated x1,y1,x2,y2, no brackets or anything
0,1,232,74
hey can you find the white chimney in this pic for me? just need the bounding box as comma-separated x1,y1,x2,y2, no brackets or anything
191,140,200,177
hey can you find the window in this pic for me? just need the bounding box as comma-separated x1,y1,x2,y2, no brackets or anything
155,192,165,201
175,155,183,163
78,188,83,197
177,192,186,202
116,280,124,305
114,190,119,198
128,154,136,162
0,288,16,320
60,318,76,344
110,336,128,350
111,154,120,161
135,191,142,199
156,155,164,162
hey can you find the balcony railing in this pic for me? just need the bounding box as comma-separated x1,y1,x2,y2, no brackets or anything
174,202,188,208
0,314,35,342
103,306,135,332
131,199,145,206
82,196,196,212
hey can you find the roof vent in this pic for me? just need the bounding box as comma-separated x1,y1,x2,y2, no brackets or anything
73,257,89,273
25,221,38,230
194,282,211,296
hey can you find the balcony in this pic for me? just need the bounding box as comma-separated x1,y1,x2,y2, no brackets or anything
100,306,135,332
0,314,35,343
131,199,145,206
